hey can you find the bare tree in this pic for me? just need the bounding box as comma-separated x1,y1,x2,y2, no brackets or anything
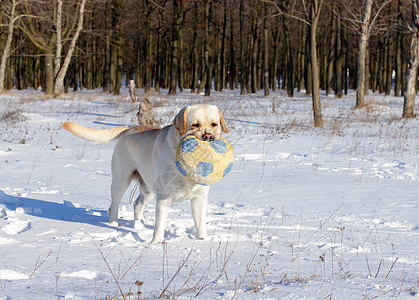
111,0,124,95
54,0,63,81
0,0,19,93
19,0,89,95
168,0,184,95
326,8,336,95
54,0,88,95
355,0,374,108
1,0,414,102
309,0,324,127
281,0,294,97
204,0,212,96
403,0,419,118
263,2,270,96
240,0,246,95
394,0,403,97
332,0,392,107
19,0,58,94
265,0,324,127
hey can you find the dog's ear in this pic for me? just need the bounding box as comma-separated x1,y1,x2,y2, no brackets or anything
173,106,190,136
217,107,229,134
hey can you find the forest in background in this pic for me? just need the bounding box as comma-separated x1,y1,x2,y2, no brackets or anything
0,0,418,125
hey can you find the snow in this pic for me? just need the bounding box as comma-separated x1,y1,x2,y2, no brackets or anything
0,88,418,299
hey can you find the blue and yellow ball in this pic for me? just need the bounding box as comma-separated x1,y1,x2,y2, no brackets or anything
175,135,234,185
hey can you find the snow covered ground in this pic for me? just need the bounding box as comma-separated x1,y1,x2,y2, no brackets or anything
0,88,418,299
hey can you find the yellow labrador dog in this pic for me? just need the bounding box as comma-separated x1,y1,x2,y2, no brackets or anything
62,104,228,243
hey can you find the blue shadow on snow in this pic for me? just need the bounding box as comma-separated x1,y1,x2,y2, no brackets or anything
0,190,145,241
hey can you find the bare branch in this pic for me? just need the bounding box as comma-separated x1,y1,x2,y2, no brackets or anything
262,0,310,25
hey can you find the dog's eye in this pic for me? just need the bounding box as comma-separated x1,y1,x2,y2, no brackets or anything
211,123,218,127
192,123,200,129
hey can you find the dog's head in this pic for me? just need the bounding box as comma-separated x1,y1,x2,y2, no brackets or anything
173,104,228,141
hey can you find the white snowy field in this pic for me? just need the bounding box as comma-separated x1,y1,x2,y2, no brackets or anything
0,87,418,299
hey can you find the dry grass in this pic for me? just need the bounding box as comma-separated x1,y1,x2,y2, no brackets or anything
0,109,28,124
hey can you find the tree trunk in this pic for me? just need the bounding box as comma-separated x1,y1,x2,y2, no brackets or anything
244,31,251,92
221,0,227,90
164,40,171,89
54,0,87,96
298,22,306,92
86,38,93,89
109,43,116,93
385,32,393,96
250,4,257,93
394,0,403,96
305,31,312,95
371,50,378,92
214,2,221,92
6,55,13,90
54,0,63,81
403,0,419,118
168,0,183,95
16,49,24,90
281,0,293,97
73,47,80,91
45,53,54,95
155,4,164,93
403,32,418,118
356,0,373,108
272,19,280,91
144,0,152,94
102,0,111,92
362,41,369,95
263,3,269,96
321,34,327,91
229,5,236,90
179,26,184,92
34,55,41,90
240,0,246,95
191,1,199,93
92,33,98,89
0,0,17,93
114,38,123,95
335,15,345,98
326,15,336,95
109,0,123,94
401,30,408,94
309,0,323,128
204,0,212,96
378,38,385,93
198,46,206,94
383,40,390,93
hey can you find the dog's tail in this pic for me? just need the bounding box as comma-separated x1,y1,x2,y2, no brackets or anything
62,122,129,143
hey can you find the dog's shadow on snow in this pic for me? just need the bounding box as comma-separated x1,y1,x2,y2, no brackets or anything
0,190,148,242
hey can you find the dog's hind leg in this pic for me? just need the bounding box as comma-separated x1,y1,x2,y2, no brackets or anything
109,175,131,226
133,192,154,221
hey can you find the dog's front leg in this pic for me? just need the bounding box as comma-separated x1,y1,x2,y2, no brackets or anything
190,194,208,240
151,197,173,243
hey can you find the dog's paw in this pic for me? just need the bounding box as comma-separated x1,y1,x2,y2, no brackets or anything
196,229,208,240
150,236,164,244
196,235,208,240
109,220,119,227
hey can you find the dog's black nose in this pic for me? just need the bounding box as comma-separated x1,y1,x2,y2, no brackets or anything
202,133,214,142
